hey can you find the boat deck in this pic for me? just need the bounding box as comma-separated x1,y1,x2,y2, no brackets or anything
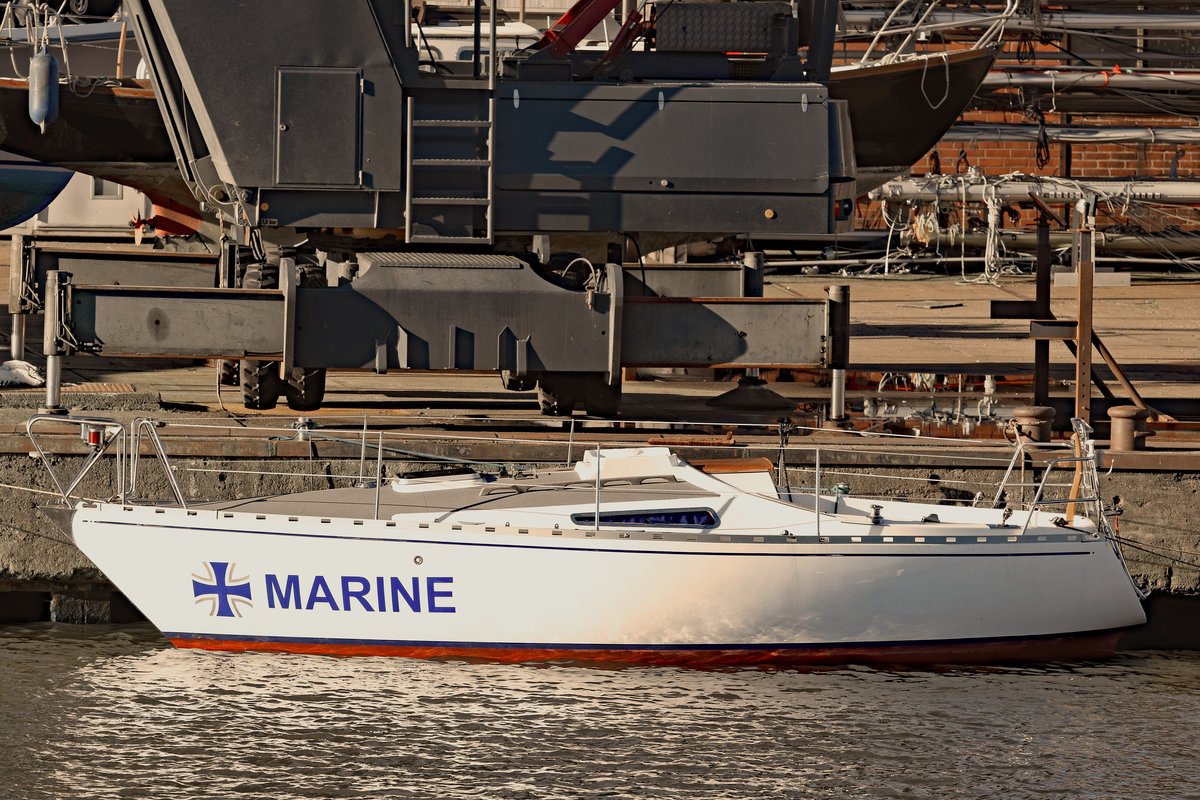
191,478,718,520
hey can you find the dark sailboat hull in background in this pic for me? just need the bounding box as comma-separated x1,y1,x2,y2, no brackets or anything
0,158,71,228
0,76,190,208
830,48,996,192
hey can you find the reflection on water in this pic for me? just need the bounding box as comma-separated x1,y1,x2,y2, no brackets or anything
2,623,1199,800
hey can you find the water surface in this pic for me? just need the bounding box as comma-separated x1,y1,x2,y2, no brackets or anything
2,623,1197,799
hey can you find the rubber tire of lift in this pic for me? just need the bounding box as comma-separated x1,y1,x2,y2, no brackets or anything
581,374,621,417
238,259,328,411
537,388,572,416
282,262,328,412
500,369,538,392
216,359,239,387
536,372,621,418
240,360,283,411
239,262,283,411
283,364,326,412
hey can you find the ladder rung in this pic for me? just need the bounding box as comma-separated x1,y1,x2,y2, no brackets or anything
413,119,492,128
412,158,491,167
411,196,491,206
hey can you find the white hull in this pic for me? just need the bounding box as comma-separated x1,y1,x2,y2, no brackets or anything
33,416,1144,667
72,499,1146,665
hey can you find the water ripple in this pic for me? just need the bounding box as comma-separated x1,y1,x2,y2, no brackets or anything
1,624,1198,799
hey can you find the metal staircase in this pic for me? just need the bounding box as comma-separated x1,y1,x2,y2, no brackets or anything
404,2,497,245
404,92,495,245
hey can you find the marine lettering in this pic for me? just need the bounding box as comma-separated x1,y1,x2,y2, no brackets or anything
391,577,421,612
427,577,455,613
305,575,339,610
266,574,301,609
342,576,374,612
261,573,456,614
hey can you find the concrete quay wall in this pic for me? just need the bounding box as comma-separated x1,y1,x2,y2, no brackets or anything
1,450,1198,649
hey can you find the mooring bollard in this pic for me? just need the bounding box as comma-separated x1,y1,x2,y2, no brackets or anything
1108,405,1152,451
1013,405,1056,443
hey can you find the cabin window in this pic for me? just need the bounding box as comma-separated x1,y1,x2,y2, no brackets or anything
570,508,718,528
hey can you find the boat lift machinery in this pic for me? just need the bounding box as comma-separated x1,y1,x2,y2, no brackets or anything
16,0,857,415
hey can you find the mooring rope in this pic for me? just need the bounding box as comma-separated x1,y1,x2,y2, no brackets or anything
1113,534,1200,571
0,480,64,499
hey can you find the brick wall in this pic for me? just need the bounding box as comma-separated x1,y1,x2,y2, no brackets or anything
921,110,1199,182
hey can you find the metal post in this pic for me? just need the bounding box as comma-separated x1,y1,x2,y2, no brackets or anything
374,431,384,520
472,0,482,79
830,371,846,421
743,250,764,383
358,416,368,483
814,446,821,538
11,314,25,360
594,442,601,531
1034,215,1051,406
805,0,837,83
742,250,764,298
44,356,62,412
827,285,850,421
41,271,65,415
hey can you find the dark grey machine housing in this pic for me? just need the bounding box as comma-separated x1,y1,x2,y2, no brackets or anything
127,0,854,242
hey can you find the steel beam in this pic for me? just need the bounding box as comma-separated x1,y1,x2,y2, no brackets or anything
621,297,828,367
44,270,838,373
1029,321,1077,340
62,283,285,358
9,234,219,315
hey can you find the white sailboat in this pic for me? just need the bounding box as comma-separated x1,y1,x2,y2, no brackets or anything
29,415,1147,666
